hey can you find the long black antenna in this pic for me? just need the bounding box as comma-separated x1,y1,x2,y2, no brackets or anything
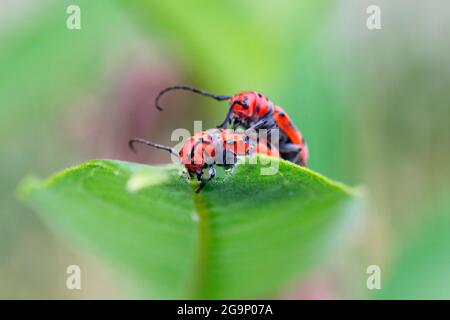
155,85,231,111
129,138,178,157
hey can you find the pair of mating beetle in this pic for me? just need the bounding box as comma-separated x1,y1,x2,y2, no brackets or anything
129,86,308,192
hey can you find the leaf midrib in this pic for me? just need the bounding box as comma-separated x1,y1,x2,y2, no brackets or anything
189,190,213,299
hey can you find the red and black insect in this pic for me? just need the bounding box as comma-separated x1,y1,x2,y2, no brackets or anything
155,86,308,166
129,126,279,192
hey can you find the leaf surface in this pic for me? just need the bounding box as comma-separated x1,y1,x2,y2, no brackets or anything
21,157,357,298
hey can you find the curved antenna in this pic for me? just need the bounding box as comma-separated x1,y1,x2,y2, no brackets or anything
155,85,231,111
129,138,178,157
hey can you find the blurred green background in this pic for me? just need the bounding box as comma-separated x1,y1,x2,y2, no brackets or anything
1,0,449,299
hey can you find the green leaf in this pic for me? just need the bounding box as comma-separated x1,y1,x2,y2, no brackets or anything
19,157,357,299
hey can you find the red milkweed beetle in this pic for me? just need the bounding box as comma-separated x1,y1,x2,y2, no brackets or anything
155,86,308,166
129,124,279,193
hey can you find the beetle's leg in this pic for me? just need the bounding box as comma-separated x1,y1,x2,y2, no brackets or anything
216,108,233,129
195,170,203,181
208,166,216,180
241,120,269,151
195,166,216,193
279,143,304,165
248,119,268,131
279,143,302,153
292,152,301,165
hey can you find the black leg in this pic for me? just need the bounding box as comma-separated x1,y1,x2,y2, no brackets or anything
279,143,302,153
248,119,268,131
195,166,216,193
243,120,268,140
217,118,228,129
291,152,301,165
216,108,233,128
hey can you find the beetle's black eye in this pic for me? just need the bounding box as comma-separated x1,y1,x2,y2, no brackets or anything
240,101,248,109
